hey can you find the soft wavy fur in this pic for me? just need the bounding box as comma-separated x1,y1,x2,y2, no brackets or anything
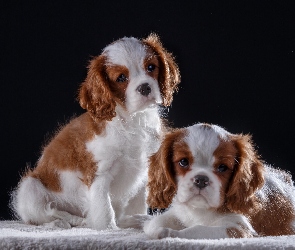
225,134,264,215
147,129,183,208
145,124,295,239
79,55,116,122
11,33,180,230
143,34,180,106
79,33,180,123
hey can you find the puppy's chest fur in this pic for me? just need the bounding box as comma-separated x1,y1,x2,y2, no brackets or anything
87,110,161,198
174,203,219,227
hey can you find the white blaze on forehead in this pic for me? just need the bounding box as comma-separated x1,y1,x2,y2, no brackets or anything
103,37,147,70
185,124,230,165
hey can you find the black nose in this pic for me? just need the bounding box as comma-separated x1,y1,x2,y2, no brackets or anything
194,175,209,189
137,83,151,96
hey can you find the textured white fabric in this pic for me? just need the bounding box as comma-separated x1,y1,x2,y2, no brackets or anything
1,221,295,249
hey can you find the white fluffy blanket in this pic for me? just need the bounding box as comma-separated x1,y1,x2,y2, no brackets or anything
1,221,295,249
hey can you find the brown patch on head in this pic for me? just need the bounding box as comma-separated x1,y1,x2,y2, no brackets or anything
143,54,160,81
78,55,117,122
172,140,193,177
105,64,129,105
213,139,237,207
27,113,106,191
214,132,295,236
147,129,187,209
224,134,265,215
142,33,180,107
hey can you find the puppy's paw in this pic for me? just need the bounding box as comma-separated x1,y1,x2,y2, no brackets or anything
157,227,179,239
44,219,71,229
80,218,87,227
118,214,152,229
90,219,118,230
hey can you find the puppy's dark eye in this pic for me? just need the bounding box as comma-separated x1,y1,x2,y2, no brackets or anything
179,158,189,168
217,164,228,173
147,64,156,72
116,74,127,82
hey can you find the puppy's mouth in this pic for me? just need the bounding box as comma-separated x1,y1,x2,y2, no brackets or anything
185,193,210,209
193,191,207,201
191,187,210,202
191,186,206,195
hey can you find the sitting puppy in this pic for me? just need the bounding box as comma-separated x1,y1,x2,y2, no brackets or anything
144,124,295,239
11,33,180,230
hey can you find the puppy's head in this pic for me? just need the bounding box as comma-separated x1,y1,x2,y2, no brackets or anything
147,124,264,214
78,33,180,122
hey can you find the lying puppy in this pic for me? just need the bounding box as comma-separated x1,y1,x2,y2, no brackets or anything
145,124,295,239
11,33,180,230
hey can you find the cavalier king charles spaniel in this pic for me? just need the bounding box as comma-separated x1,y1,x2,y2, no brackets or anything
11,33,180,230
144,124,295,239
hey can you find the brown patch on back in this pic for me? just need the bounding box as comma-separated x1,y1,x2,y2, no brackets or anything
27,112,106,191
249,193,295,236
215,133,295,236
227,225,254,238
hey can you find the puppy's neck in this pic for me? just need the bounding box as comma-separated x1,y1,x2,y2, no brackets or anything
112,104,161,135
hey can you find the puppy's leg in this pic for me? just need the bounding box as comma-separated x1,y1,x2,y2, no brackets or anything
124,185,147,215
118,185,150,229
150,214,256,240
144,209,184,239
159,225,231,239
118,214,152,229
161,223,255,239
86,173,117,230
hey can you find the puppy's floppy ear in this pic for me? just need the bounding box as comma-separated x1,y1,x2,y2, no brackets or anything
78,55,116,122
142,33,180,107
147,129,184,209
225,134,265,214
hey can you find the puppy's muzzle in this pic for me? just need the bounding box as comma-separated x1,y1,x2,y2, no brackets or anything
137,83,151,96
194,175,209,189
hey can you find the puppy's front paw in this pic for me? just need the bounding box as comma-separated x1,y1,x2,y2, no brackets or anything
157,227,170,239
157,227,179,239
118,214,152,229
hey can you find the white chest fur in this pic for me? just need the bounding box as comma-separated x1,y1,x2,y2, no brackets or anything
86,107,161,201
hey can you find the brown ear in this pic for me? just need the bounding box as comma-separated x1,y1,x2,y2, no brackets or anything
78,55,116,122
142,33,180,107
147,129,185,209
226,134,265,214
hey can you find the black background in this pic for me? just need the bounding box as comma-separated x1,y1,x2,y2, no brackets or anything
1,1,294,220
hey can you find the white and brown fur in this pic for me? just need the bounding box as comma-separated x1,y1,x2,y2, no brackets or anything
11,34,180,230
145,124,295,239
